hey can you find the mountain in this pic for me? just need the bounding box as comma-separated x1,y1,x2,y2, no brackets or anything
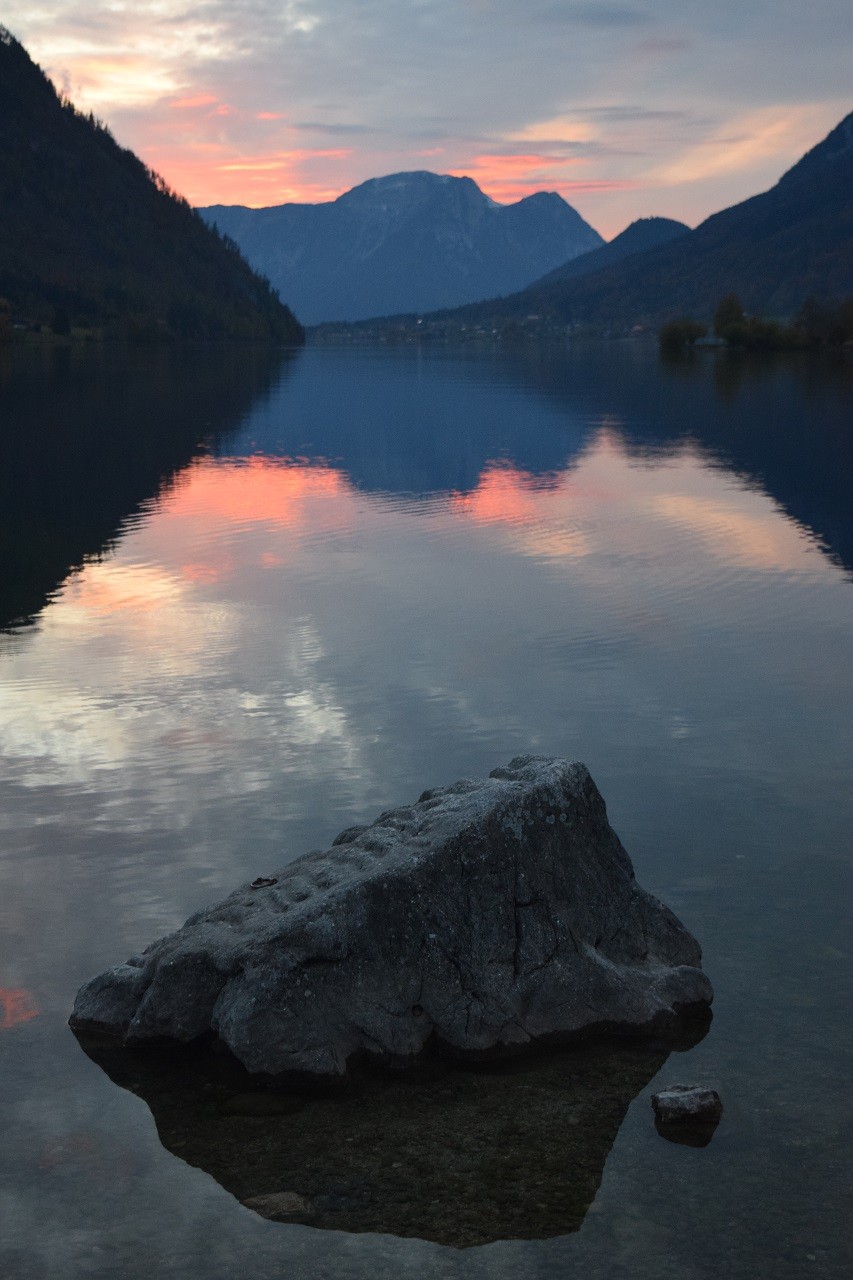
533,217,690,288
200,172,604,325
370,112,853,333
0,26,302,342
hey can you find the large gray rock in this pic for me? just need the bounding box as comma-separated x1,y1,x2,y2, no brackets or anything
70,757,712,1078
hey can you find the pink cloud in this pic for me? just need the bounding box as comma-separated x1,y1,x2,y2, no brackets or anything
170,93,218,110
448,153,637,204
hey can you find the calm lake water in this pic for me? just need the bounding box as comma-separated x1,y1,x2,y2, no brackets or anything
0,341,851,1278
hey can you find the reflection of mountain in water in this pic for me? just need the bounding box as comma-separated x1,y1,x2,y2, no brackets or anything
0,346,291,630
523,345,853,578
229,345,852,574
219,346,598,497
78,1029,704,1247
3,343,849,637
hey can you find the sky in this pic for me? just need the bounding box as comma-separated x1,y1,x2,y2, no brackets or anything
3,1,851,237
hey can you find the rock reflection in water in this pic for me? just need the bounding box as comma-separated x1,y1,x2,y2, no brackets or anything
78,1025,707,1248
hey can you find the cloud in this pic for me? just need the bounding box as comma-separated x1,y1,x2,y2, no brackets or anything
3,1,851,233
649,102,851,186
170,93,219,110
532,3,652,25
291,121,379,136
634,36,691,54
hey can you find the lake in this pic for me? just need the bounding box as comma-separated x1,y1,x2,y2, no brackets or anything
0,339,850,1279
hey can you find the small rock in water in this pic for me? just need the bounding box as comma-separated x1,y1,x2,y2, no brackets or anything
652,1084,723,1145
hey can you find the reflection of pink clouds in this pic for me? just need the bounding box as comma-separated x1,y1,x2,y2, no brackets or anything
443,435,833,577
450,463,560,527
449,444,623,531
179,561,230,585
65,444,838,631
650,494,823,572
156,442,833,585
0,988,38,1030
67,562,183,615
146,457,355,585
450,462,593,562
165,456,349,527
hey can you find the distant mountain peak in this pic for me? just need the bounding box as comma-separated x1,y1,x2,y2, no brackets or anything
201,171,603,324
517,190,564,204
335,170,557,212
529,215,690,290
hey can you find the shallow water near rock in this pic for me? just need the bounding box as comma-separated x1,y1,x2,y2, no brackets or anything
0,341,851,1278
77,1027,708,1247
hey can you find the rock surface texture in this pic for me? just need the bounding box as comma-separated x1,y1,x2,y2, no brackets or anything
652,1084,723,1125
70,757,713,1078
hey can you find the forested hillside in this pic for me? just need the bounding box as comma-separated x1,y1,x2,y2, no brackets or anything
0,27,303,342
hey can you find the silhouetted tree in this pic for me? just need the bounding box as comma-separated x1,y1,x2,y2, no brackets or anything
659,316,707,353
796,295,853,346
713,294,746,342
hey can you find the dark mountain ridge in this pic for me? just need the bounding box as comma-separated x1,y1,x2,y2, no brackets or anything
535,217,690,287
201,172,604,324
0,27,302,342
353,112,852,334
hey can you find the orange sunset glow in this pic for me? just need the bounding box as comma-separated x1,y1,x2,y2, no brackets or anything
54,438,839,640
445,436,832,576
6,4,849,232
162,456,350,530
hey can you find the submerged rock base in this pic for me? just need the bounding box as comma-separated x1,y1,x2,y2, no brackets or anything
77,1028,708,1246
71,757,713,1078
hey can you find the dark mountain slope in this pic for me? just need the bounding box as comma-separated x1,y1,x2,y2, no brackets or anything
396,112,853,332
0,27,302,341
534,217,690,288
201,172,603,324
